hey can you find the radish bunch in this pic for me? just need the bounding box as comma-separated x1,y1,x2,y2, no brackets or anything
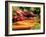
13,9,36,22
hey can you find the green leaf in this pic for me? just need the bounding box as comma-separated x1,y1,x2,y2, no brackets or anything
33,23,40,29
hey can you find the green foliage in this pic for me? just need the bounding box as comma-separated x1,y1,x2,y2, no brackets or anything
19,7,40,14
19,7,31,11
34,7,40,15
33,23,40,29
19,7,24,10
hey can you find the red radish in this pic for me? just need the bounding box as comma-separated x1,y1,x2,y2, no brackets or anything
15,9,24,17
20,17,25,21
13,16,17,18
17,16,25,21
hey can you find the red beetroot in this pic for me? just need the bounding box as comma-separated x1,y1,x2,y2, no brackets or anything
17,16,25,21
